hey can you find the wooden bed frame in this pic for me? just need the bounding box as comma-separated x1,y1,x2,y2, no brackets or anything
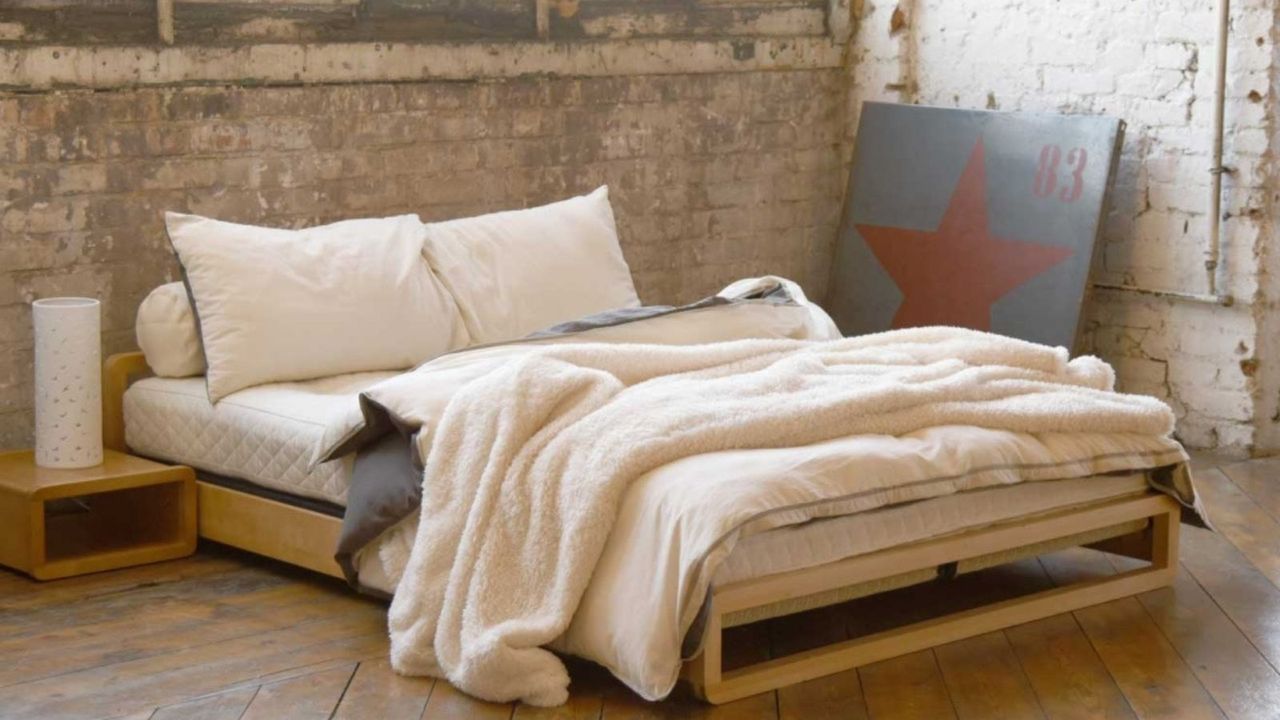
104,352,347,581
103,351,1182,705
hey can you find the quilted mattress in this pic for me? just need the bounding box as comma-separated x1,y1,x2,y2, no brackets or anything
125,375,1155,592
124,373,395,505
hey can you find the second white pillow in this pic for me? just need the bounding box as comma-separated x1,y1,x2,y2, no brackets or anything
421,186,640,345
167,212,467,402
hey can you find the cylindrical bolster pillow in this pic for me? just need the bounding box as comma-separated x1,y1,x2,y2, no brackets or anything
136,282,206,377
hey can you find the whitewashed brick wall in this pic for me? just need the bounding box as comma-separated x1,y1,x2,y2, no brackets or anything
846,0,1279,455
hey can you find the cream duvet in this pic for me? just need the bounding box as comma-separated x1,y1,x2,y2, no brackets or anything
316,279,1194,706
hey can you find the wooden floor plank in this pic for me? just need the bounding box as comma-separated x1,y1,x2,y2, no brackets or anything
511,657,608,720
934,631,1044,720
3,570,368,637
1180,523,1280,670
1186,452,1235,475
771,605,869,720
859,650,957,720
0,566,37,593
1218,457,1280,523
149,686,259,720
331,658,436,720
195,656,371,702
0,582,374,689
239,663,358,720
1005,613,1136,720
0,551,248,612
1109,553,1280,720
1036,547,1116,585
840,557,1049,720
0,564,291,638
601,685,776,720
0,612,387,719
776,669,866,720
1070,598,1226,720
0,573,284,651
1040,549,1226,720
422,680,516,720
1190,469,1280,589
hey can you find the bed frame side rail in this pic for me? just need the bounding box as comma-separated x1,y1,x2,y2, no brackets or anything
684,492,1181,704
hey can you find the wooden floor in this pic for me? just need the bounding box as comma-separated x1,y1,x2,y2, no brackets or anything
4,455,1280,719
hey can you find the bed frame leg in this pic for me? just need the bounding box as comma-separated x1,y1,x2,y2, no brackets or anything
685,601,722,702
684,502,1181,705
1151,505,1180,572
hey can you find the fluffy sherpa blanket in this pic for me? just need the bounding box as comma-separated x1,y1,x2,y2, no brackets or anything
386,326,1176,706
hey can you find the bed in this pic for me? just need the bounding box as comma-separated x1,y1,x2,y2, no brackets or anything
113,190,1201,706
104,346,1192,704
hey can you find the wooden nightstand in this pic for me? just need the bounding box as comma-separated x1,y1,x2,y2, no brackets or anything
0,449,196,580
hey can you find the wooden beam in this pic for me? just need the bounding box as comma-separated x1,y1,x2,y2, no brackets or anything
535,0,551,39
0,36,842,91
197,481,344,580
157,0,175,45
827,0,853,43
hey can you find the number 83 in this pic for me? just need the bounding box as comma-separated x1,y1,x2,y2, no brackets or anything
1033,145,1087,203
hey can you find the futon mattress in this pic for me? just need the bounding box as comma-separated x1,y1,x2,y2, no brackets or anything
125,375,1166,596
123,373,393,505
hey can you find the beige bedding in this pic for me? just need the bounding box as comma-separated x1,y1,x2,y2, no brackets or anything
368,326,1185,705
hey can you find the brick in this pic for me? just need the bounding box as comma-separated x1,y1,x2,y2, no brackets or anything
1153,43,1197,71
1174,387,1253,423
48,164,107,195
1043,68,1116,96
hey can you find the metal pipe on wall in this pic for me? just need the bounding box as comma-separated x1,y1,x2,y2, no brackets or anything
1206,0,1230,298
1092,0,1233,307
1090,0,1228,304
1091,282,1233,306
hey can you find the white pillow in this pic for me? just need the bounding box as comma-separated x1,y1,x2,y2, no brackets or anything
135,282,205,377
166,212,467,402
421,186,640,344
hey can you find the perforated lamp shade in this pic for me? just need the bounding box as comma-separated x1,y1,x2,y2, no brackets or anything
33,297,103,469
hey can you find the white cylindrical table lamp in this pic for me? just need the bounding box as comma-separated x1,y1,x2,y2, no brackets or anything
33,297,103,469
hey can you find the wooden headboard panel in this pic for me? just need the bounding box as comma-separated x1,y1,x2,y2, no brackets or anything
102,352,151,453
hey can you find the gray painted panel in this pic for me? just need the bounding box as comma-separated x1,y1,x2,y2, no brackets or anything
830,102,1123,350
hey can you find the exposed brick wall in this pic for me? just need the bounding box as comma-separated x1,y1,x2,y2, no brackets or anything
0,71,846,448
846,0,1280,455
8,0,1276,458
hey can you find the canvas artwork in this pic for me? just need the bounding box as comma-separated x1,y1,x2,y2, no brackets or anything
828,102,1125,350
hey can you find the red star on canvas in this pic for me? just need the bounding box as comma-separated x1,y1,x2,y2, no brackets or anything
855,139,1074,331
